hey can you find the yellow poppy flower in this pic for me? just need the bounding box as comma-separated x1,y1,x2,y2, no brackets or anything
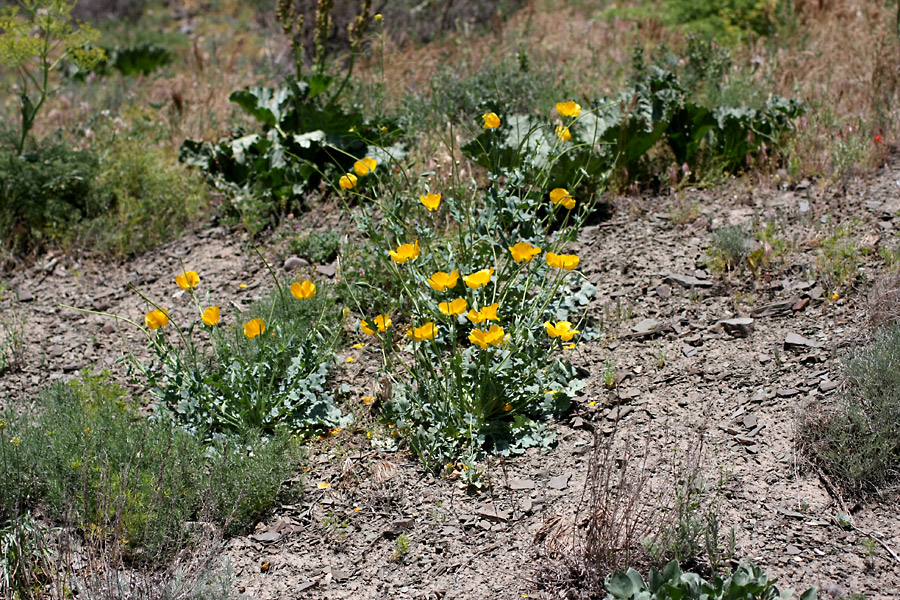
463,267,494,289
556,101,582,117
439,298,468,316
502,403,513,412
466,302,499,324
427,269,459,291
469,324,506,349
361,314,392,334
545,320,579,342
175,270,200,290
420,193,441,211
353,157,377,176
407,322,437,342
389,240,420,264
145,308,169,330
550,188,576,210
509,241,542,263
339,173,358,189
243,317,266,339
545,252,580,270
482,112,500,129
555,125,572,142
290,280,316,299
317,482,330,489
202,306,220,326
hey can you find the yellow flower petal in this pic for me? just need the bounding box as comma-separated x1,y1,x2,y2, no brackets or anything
439,298,468,316
482,112,500,129
463,267,494,289
175,270,200,290
420,193,441,211
290,280,317,299
509,241,542,263
145,308,169,330
353,157,377,176
549,188,575,209
427,269,459,291
545,252,580,270
556,101,582,117
407,322,437,342
555,125,572,142
339,173,358,189
243,317,266,339
389,240,420,264
202,306,220,326
317,482,330,489
544,320,579,342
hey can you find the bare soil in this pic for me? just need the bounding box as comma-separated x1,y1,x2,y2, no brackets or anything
3,159,900,599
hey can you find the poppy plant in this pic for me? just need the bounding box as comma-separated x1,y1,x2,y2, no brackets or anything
407,321,437,342
550,188,576,210
175,270,200,290
469,324,506,349
145,308,169,330
509,241,542,263
555,125,572,142
466,302,499,324
243,317,266,339
545,320,579,341
463,267,494,289
361,314,392,334
339,173,358,189
427,269,459,291
389,240,421,264
556,101,581,117
353,157,377,176
202,306,220,326
546,252,580,270
439,298,468,316
420,193,441,211
482,112,500,129
290,280,316,299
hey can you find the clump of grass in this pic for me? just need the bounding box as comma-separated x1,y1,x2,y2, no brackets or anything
867,273,900,334
288,231,341,264
0,372,302,564
705,225,750,273
801,324,900,495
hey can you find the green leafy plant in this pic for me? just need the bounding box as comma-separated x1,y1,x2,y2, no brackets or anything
180,0,403,233
287,230,340,265
706,225,750,273
604,560,816,600
64,41,174,78
0,0,106,154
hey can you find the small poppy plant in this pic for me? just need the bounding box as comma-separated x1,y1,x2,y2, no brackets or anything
545,320,579,342
509,241,542,263
550,188,575,210
176,270,200,290
361,314,392,334
420,193,441,211
439,298,468,316
202,306,220,326
145,308,169,330
466,303,499,324
427,270,459,291
339,173,358,189
463,268,494,289
407,322,437,342
353,157,377,176
555,125,572,142
556,101,581,117
243,317,266,339
290,280,316,299
546,252,580,270
482,112,500,129
469,324,506,349
389,241,420,264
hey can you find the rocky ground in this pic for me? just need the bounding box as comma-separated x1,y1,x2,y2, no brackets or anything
3,159,900,599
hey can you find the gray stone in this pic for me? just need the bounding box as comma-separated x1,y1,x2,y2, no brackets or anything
664,273,713,289
721,317,754,338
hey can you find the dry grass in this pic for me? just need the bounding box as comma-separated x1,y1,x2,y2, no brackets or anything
868,272,900,335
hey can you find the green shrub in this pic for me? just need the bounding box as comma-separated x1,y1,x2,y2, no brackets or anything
0,140,109,253
604,560,816,600
802,325,900,494
0,373,301,562
288,230,341,264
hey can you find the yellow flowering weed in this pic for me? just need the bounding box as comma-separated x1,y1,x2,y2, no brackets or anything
466,302,499,324
175,270,200,290
420,192,441,211
339,173,358,189
202,306,220,326
556,101,581,117
353,157,377,176
290,280,317,299
545,320,579,341
439,298,468,316
407,322,437,342
555,125,572,142
361,314,392,334
469,324,506,349
145,308,169,330
427,269,459,291
243,317,266,339
390,240,420,264
482,112,500,129
463,267,494,289
550,188,575,210
509,241,542,263
545,252,580,270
